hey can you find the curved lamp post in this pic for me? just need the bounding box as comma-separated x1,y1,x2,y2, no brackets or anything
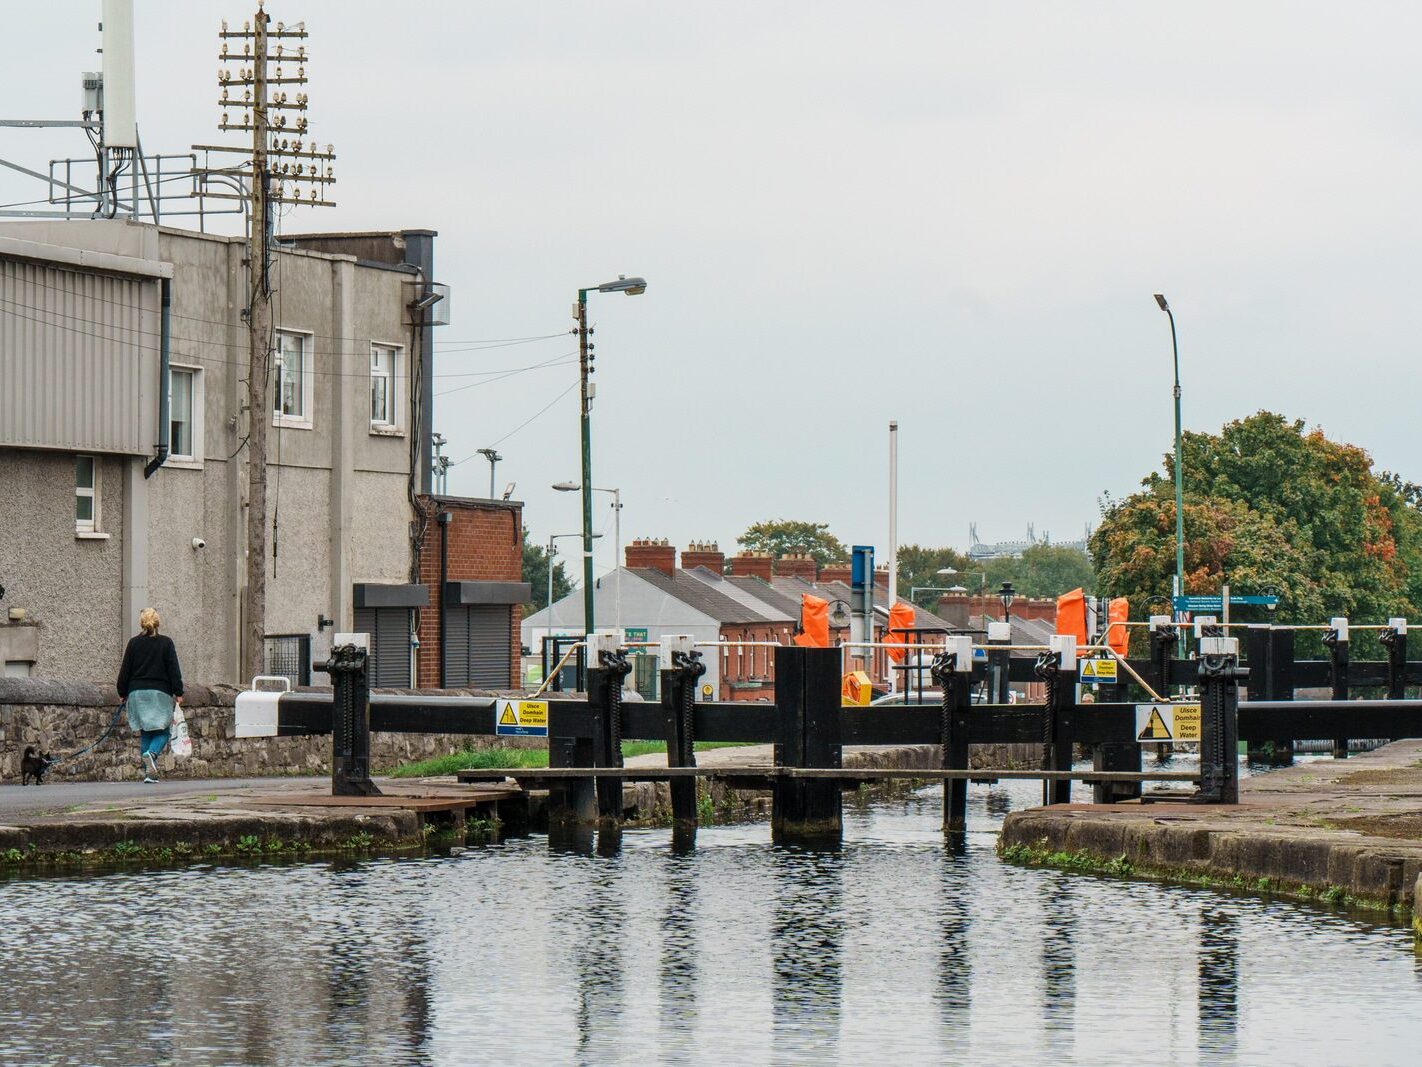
1154,293,1185,621
576,276,647,637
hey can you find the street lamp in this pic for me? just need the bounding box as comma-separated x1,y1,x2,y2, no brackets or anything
575,275,647,637
476,448,501,500
554,481,621,637
546,531,600,626
1154,293,1185,627
998,581,1016,622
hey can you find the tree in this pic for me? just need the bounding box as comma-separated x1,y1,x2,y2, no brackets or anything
896,544,974,607
737,520,848,565
981,544,1097,599
1092,411,1422,626
523,529,572,612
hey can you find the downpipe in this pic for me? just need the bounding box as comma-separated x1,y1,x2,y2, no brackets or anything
143,277,172,478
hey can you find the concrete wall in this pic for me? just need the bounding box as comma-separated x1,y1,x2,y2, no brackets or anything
0,448,126,678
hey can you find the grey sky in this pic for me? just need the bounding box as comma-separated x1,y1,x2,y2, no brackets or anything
6,3,1421,579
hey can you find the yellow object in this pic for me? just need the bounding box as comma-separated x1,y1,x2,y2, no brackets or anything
841,670,873,706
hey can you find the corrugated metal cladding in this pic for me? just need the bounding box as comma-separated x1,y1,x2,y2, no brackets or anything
0,256,159,454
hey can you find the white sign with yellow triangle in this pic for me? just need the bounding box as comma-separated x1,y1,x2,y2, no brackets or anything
496,699,549,737
1134,703,1202,743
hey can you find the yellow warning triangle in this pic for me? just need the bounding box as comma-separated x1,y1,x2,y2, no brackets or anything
499,706,518,725
1082,660,1098,678
1139,707,1172,741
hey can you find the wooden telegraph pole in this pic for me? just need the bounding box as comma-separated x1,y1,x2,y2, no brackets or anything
211,5,336,680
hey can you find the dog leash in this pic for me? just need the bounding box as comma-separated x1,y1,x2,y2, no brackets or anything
46,700,127,769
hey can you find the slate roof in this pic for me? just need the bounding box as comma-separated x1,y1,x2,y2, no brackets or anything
682,568,796,622
630,568,769,625
767,576,956,631
724,575,803,619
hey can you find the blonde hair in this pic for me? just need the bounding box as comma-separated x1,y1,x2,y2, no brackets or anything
139,608,161,635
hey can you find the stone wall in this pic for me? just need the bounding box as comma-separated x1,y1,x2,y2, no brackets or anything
0,678,511,784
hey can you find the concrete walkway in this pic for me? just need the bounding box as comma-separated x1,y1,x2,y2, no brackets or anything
0,776,323,819
1000,738,1422,917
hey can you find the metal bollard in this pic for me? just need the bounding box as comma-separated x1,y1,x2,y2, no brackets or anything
318,641,380,797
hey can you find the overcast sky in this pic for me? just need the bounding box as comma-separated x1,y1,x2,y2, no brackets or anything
6,3,1422,576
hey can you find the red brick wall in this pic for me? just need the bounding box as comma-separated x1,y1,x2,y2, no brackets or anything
718,622,786,701
774,554,819,581
681,542,726,573
728,553,773,580
625,539,676,576
415,496,524,688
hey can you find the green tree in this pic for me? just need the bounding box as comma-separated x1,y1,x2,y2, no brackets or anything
738,520,848,566
1092,411,1422,625
522,528,572,612
980,544,1097,599
896,544,974,607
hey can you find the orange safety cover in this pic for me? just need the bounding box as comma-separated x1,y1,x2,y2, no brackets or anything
1056,588,1088,644
1106,597,1130,656
794,594,830,648
883,602,917,663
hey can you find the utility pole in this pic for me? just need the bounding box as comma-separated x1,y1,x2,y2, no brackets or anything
212,6,335,680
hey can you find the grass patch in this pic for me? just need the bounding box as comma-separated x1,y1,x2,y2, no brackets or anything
389,740,751,779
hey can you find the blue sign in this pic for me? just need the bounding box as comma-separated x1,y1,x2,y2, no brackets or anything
1172,594,1279,611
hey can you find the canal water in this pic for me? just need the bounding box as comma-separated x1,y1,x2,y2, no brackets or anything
2,780,1420,1066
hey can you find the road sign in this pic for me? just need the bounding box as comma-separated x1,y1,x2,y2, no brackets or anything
625,627,649,644
1080,658,1118,682
1172,594,1278,611
496,699,549,737
1135,702,1202,743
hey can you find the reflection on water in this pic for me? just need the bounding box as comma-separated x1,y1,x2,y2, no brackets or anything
2,780,1421,1065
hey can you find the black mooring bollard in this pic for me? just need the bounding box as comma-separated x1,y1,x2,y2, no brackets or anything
1196,637,1243,804
932,637,973,835
1324,619,1350,759
661,640,705,830
771,645,842,844
318,642,380,797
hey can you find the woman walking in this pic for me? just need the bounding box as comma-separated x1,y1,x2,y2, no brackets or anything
116,608,184,783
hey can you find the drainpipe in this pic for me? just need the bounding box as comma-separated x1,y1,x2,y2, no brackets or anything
438,509,452,688
143,277,172,478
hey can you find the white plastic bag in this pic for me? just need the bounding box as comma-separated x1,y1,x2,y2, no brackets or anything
170,706,193,759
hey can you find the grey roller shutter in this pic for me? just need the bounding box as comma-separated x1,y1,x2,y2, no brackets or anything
354,607,412,688
445,605,470,687
467,605,511,688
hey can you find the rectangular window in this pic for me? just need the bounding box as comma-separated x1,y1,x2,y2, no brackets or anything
75,455,97,532
273,331,310,424
169,367,195,459
370,344,398,429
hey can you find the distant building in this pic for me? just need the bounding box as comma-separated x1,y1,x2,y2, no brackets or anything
0,219,525,689
522,540,955,700
967,522,1091,561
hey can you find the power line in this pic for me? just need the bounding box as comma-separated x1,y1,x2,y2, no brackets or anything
451,381,578,464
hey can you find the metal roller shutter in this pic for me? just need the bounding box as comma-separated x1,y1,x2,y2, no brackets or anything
354,607,412,688
444,605,471,686
467,605,511,688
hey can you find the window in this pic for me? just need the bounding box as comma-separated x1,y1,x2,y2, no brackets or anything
75,455,98,533
169,367,196,460
273,331,312,426
370,344,399,430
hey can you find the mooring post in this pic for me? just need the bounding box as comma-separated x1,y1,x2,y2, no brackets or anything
771,644,842,844
1324,617,1350,759
1382,618,1408,701
660,635,705,829
318,640,380,797
932,636,974,834
1196,635,1243,803
1092,666,1140,804
586,632,631,826
1037,635,1077,806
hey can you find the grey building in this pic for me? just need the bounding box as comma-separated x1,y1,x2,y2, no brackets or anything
0,219,442,685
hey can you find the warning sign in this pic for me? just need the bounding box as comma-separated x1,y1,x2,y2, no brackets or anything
1134,703,1202,743
1080,658,1118,682
496,699,549,737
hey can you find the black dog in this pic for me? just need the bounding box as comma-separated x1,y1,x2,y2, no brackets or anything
21,747,56,786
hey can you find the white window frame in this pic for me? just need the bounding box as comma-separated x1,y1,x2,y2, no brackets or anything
369,341,402,434
75,454,108,539
167,364,204,468
273,329,314,430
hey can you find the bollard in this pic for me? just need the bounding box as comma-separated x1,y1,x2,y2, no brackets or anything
660,635,705,830
1323,618,1350,759
771,645,842,844
1382,618,1408,702
318,640,380,797
1196,636,1244,804
1036,635,1077,806
587,632,632,826
932,636,973,835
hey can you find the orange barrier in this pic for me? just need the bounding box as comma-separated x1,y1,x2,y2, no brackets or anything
794,594,830,647
883,602,917,663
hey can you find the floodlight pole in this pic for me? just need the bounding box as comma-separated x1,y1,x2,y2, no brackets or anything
1156,294,1186,657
